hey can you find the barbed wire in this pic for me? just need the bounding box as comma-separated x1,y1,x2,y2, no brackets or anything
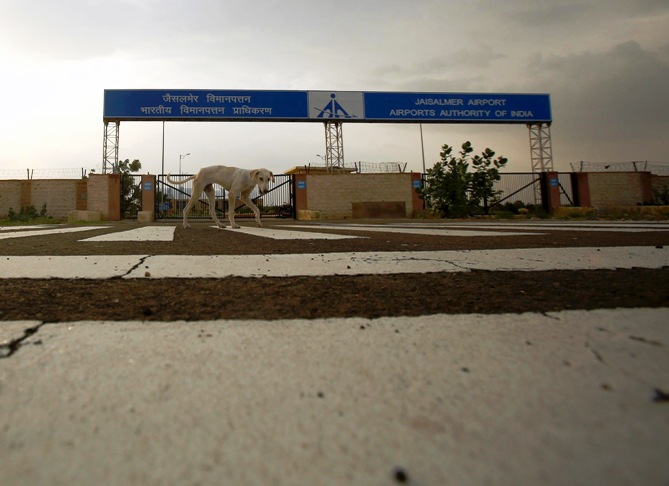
0,168,93,180
570,161,669,175
305,161,409,173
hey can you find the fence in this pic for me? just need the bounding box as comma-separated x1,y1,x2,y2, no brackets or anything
0,168,91,180
493,172,573,207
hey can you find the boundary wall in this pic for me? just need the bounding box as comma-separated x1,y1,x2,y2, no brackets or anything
1,172,667,221
569,172,660,209
0,174,120,220
293,173,423,220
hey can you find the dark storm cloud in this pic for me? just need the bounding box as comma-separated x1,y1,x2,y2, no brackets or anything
527,41,669,136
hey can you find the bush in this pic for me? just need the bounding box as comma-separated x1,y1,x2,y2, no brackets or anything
6,203,52,223
418,141,507,218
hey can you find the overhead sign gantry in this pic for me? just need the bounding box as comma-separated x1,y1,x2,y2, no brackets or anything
103,89,553,173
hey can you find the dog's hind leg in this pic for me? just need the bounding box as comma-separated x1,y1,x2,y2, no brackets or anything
181,196,195,229
204,184,225,228
240,189,263,228
227,191,241,229
181,181,202,229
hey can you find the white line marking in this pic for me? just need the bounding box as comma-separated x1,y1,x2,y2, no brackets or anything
391,222,669,231
81,226,176,242
127,246,667,278
2,247,666,279
214,226,364,239
0,225,61,231
284,225,542,237
0,255,149,279
0,226,108,240
410,224,669,233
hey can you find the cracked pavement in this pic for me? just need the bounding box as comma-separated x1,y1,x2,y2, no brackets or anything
1,309,668,485
1,220,669,485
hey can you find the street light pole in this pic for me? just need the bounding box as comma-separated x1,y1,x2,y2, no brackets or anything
420,124,426,174
161,122,165,175
179,153,190,175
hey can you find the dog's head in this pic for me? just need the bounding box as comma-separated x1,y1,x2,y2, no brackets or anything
251,168,274,195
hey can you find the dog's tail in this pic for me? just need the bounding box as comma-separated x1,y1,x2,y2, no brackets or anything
166,174,196,185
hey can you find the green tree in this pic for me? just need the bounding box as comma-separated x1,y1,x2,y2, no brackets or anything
469,147,508,214
418,141,507,217
119,158,142,218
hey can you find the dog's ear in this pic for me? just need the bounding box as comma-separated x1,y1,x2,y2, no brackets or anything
270,171,275,183
250,169,259,181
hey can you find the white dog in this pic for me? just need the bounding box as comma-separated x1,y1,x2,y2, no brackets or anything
167,165,274,229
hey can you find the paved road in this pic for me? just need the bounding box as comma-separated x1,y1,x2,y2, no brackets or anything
1,220,668,485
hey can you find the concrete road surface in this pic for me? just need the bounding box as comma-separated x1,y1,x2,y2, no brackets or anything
2,308,668,485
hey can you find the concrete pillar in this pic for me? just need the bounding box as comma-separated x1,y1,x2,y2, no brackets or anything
107,174,121,221
410,173,424,216
540,171,561,214
139,174,156,222
570,172,591,207
294,174,308,213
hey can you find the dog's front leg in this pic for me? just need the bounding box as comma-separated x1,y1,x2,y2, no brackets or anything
240,193,262,228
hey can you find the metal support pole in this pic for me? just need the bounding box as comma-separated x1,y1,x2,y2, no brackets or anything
161,121,165,175
102,121,120,174
323,121,344,172
528,122,554,204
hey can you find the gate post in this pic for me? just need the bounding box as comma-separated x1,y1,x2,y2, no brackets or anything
410,173,424,217
570,172,591,207
294,174,308,218
540,171,561,214
140,174,156,222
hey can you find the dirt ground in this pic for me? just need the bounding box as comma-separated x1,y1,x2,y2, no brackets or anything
1,220,668,322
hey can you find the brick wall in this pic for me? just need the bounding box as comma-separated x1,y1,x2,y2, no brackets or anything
305,173,417,218
0,175,119,220
651,175,669,197
87,174,121,220
0,181,22,217
587,172,653,208
30,180,79,218
0,180,79,218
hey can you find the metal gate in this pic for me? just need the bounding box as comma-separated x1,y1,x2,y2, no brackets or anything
122,174,143,219
154,174,294,220
491,172,573,209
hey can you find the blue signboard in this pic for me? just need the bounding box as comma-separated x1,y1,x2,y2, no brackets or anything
363,92,551,123
104,90,551,124
104,89,309,121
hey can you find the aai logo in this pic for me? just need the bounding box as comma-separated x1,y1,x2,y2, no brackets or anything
308,91,364,120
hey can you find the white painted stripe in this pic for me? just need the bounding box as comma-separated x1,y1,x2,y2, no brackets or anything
0,226,108,240
2,247,666,279
284,225,541,237
0,255,148,279
213,226,364,240
0,225,61,231
393,222,669,231
414,224,669,233
81,226,176,242
125,246,668,279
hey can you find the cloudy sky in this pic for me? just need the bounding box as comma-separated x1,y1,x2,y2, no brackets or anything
1,0,667,176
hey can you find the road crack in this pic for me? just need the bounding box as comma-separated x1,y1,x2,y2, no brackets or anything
115,255,151,279
0,322,47,359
